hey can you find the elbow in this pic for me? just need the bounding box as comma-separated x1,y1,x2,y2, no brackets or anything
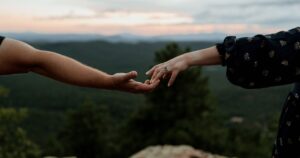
25,49,48,72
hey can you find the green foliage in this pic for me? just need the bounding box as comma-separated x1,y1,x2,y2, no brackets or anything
0,86,10,97
0,108,40,158
59,99,111,158
222,115,279,158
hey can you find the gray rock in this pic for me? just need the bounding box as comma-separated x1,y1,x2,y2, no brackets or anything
130,145,230,158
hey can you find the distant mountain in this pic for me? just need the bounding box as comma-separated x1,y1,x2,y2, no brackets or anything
0,32,108,43
0,32,255,43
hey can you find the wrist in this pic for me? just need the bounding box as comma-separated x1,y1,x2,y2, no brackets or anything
101,74,116,90
183,52,196,67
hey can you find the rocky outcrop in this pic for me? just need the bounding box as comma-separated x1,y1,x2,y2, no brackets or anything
130,145,229,158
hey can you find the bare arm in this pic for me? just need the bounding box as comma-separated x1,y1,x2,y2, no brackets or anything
184,46,221,66
0,38,159,93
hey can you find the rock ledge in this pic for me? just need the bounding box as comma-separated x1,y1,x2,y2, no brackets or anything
130,145,229,158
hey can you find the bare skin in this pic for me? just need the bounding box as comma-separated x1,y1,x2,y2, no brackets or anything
0,38,159,93
146,46,221,87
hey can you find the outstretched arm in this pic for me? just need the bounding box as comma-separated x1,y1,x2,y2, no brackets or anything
148,27,300,88
0,38,159,93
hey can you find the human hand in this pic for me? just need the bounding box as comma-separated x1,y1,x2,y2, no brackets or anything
111,71,160,93
146,55,189,87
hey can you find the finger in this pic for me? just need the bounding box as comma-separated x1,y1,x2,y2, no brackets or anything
150,68,160,83
122,71,138,81
146,64,159,76
133,80,160,93
144,79,150,84
140,80,160,92
168,71,179,87
149,80,160,89
146,67,155,76
153,70,166,82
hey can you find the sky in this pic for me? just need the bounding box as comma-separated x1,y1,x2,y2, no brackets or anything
0,0,299,36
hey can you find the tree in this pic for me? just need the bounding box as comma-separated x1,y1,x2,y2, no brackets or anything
59,99,111,158
120,43,226,157
0,107,41,158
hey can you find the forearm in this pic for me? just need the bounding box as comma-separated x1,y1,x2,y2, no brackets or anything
31,50,113,89
184,46,222,67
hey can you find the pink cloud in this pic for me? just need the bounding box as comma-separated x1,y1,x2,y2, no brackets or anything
0,12,280,36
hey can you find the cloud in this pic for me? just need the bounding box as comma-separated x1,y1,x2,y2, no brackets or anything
212,0,300,7
37,10,194,25
193,0,300,29
70,23,280,36
0,0,298,35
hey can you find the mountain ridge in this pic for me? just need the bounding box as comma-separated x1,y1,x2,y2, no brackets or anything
0,32,256,43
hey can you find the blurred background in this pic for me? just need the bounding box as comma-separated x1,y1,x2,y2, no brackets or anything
0,0,298,158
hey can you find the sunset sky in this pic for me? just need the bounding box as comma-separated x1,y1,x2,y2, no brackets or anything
0,0,299,36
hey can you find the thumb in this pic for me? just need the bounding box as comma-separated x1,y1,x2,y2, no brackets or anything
120,71,138,81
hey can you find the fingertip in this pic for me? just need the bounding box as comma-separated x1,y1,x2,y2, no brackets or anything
132,71,138,75
144,79,150,84
167,71,178,87
129,71,138,78
168,81,173,87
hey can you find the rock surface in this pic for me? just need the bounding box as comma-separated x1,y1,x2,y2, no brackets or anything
130,145,229,158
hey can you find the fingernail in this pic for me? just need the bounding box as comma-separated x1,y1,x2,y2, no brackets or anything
146,72,149,75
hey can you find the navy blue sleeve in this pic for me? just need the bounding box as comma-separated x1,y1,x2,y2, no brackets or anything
216,27,300,89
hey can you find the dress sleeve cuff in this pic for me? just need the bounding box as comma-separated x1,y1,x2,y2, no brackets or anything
216,36,237,66
0,36,5,46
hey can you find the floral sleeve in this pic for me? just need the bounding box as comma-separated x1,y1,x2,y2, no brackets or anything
216,27,300,89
